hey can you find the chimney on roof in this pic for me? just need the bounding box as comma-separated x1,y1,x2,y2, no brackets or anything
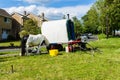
42,12,45,21
24,11,27,16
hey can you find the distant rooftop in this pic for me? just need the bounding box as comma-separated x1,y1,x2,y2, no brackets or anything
0,8,11,18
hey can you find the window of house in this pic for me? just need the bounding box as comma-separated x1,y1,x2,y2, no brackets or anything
4,17,10,23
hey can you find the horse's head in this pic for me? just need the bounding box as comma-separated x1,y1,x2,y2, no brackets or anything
21,35,29,46
21,34,29,56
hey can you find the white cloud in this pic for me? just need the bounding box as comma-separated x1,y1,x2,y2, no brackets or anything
21,0,50,4
4,4,92,20
5,5,37,14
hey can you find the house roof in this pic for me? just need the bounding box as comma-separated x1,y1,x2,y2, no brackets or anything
0,9,12,18
11,12,23,17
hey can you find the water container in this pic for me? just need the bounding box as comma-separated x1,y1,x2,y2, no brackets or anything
49,49,58,56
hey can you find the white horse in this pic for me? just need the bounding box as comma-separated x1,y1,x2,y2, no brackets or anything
25,34,49,55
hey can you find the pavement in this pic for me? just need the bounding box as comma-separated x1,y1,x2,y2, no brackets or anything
88,35,98,42
0,48,20,52
0,48,20,57
0,53,19,57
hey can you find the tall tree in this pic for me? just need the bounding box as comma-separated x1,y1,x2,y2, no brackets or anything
72,16,82,36
95,0,106,34
82,0,120,37
82,5,99,34
108,0,120,35
23,19,41,34
19,18,41,38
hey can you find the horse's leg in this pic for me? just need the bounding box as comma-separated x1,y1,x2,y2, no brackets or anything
26,44,29,55
36,45,40,54
44,38,50,53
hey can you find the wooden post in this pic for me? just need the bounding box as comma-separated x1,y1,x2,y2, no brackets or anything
11,65,14,73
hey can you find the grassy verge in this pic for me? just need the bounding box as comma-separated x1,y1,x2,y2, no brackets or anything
0,38,120,80
0,41,21,47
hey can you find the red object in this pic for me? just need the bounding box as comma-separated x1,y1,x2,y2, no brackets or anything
68,45,73,52
68,40,81,52
68,40,81,45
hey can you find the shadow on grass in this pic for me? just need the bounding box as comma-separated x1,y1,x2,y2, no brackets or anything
0,57,7,62
0,54,19,62
0,52,8,55
31,52,63,56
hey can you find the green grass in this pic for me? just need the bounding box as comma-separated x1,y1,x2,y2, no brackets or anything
0,41,20,47
97,34,106,40
0,38,120,80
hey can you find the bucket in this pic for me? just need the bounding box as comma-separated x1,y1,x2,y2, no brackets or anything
49,49,58,56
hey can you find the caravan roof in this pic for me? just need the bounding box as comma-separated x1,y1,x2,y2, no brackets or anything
41,19,75,43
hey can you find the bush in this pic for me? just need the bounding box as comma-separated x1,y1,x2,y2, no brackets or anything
98,34,106,40
19,30,29,38
10,42,14,47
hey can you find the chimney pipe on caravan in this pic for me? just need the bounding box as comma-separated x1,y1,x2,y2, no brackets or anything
67,14,69,19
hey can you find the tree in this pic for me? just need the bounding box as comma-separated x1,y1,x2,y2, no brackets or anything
72,16,82,36
81,0,120,37
19,19,41,38
108,0,120,36
82,5,100,34
101,0,120,36
23,19,41,34
95,0,106,34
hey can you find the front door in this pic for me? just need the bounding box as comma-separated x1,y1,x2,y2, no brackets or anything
2,30,8,40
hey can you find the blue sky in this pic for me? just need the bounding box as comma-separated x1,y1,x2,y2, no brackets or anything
0,0,97,20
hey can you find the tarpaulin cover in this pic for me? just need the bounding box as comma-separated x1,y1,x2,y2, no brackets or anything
41,19,75,43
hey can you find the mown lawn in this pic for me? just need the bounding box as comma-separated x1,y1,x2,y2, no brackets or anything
0,41,20,47
0,38,120,80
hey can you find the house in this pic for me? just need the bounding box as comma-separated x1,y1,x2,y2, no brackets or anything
11,12,24,39
27,12,48,27
0,9,12,41
11,11,48,39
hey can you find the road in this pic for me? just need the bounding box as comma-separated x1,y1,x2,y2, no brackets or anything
88,35,98,42
0,48,20,52
0,48,20,57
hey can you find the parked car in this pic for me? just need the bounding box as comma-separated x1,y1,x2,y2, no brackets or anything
81,33,92,39
80,35,88,43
